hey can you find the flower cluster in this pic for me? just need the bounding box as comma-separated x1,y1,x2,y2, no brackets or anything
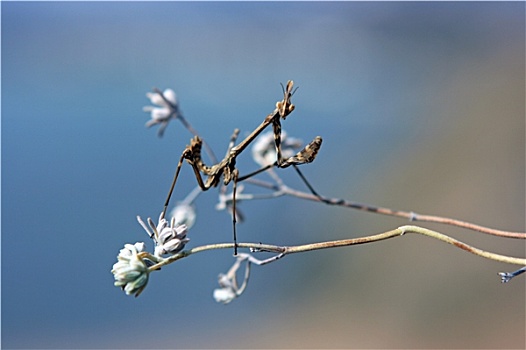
137,212,189,257
112,212,190,297
143,88,179,137
111,242,150,297
213,254,251,304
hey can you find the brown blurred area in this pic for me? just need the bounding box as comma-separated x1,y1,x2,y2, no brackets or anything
245,38,524,350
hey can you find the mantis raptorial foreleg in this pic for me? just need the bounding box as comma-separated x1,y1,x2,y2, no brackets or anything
163,81,323,255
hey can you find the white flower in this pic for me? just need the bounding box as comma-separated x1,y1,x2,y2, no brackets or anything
170,203,196,229
251,130,303,167
213,254,251,304
143,88,178,137
213,274,238,304
111,242,149,297
137,212,190,257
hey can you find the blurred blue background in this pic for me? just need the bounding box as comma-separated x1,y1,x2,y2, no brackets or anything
2,2,524,348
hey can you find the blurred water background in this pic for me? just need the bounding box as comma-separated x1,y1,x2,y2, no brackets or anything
2,2,524,348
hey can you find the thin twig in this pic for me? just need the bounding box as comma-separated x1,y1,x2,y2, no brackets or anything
289,188,526,239
236,174,525,239
147,225,525,272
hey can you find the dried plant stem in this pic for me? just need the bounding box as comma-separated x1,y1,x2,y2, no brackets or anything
285,225,525,265
241,176,525,239
295,190,526,239
147,225,525,272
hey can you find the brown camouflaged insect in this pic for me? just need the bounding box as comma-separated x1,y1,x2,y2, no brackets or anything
163,81,322,254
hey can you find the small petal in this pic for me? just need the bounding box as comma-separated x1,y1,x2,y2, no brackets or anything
146,90,175,107
162,89,177,105
146,91,163,105
175,224,188,236
151,107,172,122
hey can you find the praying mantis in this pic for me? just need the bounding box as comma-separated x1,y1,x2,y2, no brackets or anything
161,80,323,254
